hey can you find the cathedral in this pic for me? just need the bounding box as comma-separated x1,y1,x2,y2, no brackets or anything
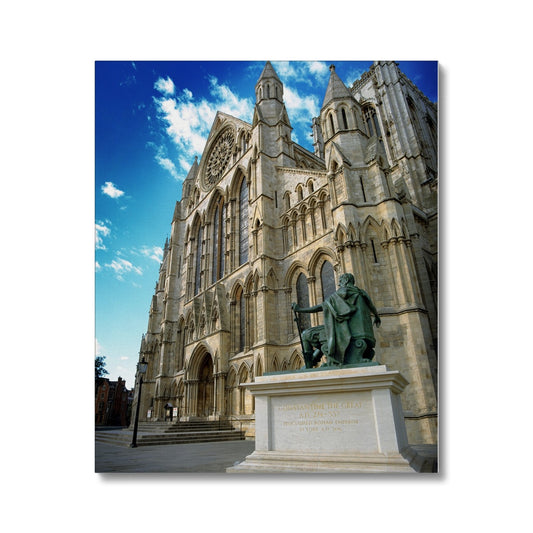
132,61,438,445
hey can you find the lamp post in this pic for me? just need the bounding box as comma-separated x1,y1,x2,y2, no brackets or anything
130,358,148,448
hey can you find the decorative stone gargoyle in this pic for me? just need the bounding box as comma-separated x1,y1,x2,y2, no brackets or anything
292,273,381,369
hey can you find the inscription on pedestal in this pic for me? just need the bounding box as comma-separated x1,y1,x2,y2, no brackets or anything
270,391,378,453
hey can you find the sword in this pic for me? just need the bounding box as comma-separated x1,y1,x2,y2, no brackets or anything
292,304,306,356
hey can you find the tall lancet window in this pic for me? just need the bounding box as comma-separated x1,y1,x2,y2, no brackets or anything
363,106,381,137
296,273,311,331
195,224,203,295
341,108,348,129
320,261,336,301
236,286,245,353
220,201,227,277
239,179,249,265
211,198,226,283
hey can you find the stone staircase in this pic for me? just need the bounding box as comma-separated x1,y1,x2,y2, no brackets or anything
95,420,246,447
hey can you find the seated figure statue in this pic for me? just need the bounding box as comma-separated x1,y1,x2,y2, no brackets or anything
292,273,381,368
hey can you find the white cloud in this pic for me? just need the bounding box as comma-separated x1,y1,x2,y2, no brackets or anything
307,61,329,77
120,356,129,361
271,61,330,85
156,154,180,180
284,86,319,117
153,77,253,171
95,261,101,272
105,257,143,281
101,181,124,199
154,76,175,96
343,67,367,87
208,76,254,119
283,85,319,143
95,338,103,356
95,221,111,250
147,142,183,181
140,245,164,263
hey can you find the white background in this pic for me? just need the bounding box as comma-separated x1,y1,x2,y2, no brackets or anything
2,1,531,531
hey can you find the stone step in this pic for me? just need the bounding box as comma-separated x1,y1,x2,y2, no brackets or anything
136,421,238,433
95,427,246,447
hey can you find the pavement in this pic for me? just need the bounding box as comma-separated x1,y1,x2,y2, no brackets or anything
95,438,256,473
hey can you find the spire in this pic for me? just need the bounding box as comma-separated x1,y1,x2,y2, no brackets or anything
185,156,199,181
257,61,281,83
322,64,353,108
255,61,284,104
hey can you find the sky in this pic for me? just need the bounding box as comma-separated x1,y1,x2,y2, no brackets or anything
95,60,438,388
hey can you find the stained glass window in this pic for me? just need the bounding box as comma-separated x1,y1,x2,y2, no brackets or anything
238,288,245,352
220,201,226,277
296,273,311,331
321,261,336,301
364,106,381,137
239,179,249,265
212,204,219,284
194,225,203,295
211,198,226,284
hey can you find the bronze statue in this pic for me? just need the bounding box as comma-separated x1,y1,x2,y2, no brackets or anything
292,273,381,368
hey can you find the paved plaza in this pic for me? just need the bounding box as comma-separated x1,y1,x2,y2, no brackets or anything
95,438,255,473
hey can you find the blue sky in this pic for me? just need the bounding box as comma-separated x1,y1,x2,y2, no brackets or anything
95,60,437,388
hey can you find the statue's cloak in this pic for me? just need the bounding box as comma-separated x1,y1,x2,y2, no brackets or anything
322,286,376,364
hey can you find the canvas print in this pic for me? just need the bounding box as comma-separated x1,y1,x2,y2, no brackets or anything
95,60,438,473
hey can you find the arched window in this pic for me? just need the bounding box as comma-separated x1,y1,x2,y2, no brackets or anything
194,224,203,295
239,179,249,265
236,286,245,352
341,108,348,129
320,261,336,301
212,204,219,284
329,113,335,136
284,192,291,211
177,318,186,371
211,198,226,283
297,185,303,202
296,273,311,331
363,106,381,137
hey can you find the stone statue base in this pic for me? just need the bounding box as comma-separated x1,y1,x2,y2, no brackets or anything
227,366,436,473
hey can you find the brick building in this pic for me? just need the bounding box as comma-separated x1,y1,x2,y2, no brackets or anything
95,377,130,426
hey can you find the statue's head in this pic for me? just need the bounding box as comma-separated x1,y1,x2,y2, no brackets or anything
339,273,355,287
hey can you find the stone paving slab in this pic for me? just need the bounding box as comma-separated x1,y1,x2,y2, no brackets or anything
95,439,255,473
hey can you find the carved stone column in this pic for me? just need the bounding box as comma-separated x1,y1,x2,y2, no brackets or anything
186,379,199,417
214,371,227,416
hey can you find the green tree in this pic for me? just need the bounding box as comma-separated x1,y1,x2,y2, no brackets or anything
95,355,109,384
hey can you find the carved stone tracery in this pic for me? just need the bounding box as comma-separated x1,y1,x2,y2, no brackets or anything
205,128,235,186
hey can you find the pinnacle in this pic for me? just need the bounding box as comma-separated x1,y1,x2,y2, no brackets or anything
322,64,353,108
185,156,199,180
257,61,281,83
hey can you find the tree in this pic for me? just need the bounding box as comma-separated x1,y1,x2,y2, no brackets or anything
95,355,109,383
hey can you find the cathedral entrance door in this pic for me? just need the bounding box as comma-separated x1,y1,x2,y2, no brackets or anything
197,354,214,417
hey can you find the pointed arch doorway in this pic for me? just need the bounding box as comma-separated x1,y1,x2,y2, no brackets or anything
197,353,214,418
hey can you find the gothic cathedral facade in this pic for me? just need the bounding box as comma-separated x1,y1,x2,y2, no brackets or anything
133,62,438,445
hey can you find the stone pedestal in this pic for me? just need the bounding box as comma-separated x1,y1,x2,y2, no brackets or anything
227,365,433,473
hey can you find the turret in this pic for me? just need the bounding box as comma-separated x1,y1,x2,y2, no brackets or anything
180,156,199,203
254,61,285,122
252,62,293,159
320,65,367,170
